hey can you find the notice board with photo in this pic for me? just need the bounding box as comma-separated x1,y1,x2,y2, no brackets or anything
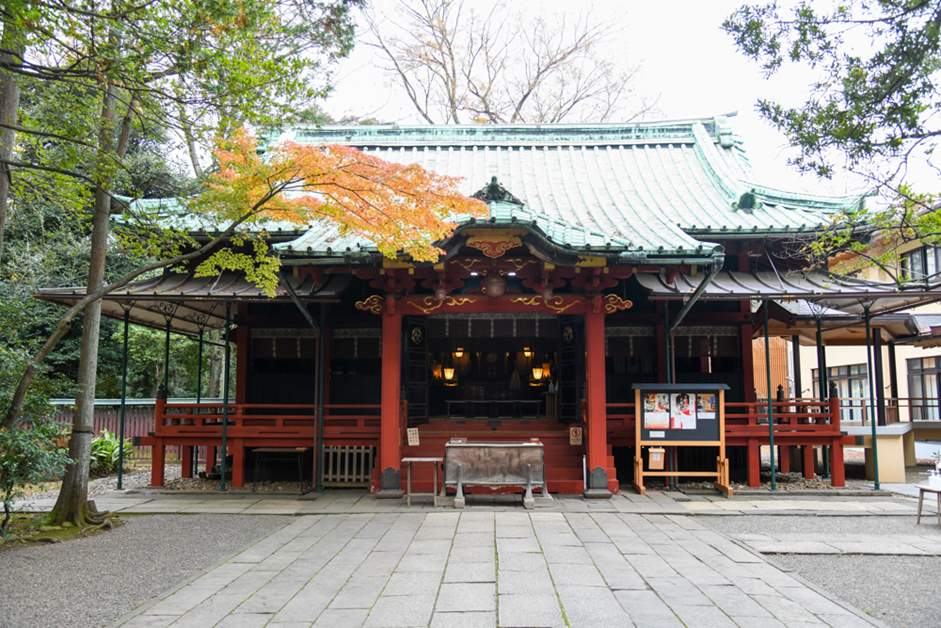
634,383,727,443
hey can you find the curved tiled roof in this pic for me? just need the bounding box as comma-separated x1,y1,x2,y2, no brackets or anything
266,117,865,261
126,116,866,263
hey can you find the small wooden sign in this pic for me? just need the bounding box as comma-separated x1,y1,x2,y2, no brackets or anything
406,427,420,447
569,426,583,446
648,447,665,470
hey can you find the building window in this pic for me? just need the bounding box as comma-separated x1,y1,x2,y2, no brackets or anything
907,357,940,420
901,246,941,280
812,363,868,421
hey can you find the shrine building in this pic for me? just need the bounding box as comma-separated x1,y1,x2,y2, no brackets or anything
44,117,900,497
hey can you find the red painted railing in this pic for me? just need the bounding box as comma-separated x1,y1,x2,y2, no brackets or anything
155,401,380,446
724,398,841,445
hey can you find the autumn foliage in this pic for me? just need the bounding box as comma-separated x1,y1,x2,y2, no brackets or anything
197,129,487,262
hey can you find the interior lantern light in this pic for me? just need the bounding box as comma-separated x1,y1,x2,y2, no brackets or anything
442,366,458,386
530,366,545,386
522,346,534,359
453,346,465,359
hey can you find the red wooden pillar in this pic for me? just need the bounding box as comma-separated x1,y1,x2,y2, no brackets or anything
779,446,791,473
802,445,816,479
584,299,611,497
747,439,760,487
377,299,403,497
829,395,845,487
150,440,165,486
181,446,193,479
206,446,216,474
231,440,246,488
150,398,166,486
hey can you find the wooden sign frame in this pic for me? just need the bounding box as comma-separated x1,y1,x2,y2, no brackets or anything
632,383,731,497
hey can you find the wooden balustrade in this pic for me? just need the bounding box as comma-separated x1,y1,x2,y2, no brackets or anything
154,401,380,445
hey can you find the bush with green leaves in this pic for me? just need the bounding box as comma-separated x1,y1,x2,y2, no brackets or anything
0,419,71,536
89,430,133,477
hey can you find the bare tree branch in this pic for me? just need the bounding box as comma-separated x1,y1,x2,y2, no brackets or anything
367,0,653,124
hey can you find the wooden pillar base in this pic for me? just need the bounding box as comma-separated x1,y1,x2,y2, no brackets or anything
150,440,166,487
830,442,845,487
802,445,815,479
206,446,216,475
778,445,791,474
747,440,760,487
181,446,194,479
231,440,246,488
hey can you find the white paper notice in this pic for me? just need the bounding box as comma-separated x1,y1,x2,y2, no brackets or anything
650,431,665,438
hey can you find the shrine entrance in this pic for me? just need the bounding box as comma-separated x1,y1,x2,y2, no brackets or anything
402,314,582,426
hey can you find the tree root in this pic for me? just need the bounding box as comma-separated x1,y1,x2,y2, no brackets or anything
48,499,119,532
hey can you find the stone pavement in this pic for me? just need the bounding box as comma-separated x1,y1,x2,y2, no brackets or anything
16,488,920,517
731,532,941,556
117,511,879,628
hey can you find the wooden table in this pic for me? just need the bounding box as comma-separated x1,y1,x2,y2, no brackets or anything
402,456,443,506
916,483,941,525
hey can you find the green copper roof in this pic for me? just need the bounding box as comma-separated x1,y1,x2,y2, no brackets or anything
269,116,865,260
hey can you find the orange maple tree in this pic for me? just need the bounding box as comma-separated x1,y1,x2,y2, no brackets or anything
187,129,486,292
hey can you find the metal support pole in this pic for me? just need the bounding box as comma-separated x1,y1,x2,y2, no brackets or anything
873,329,886,426
664,301,673,383
791,334,802,398
764,301,776,491
864,305,880,490
816,317,830,477
315,305,327,492
663,301,674,488
195,328,204,477
117,309,130,490
220,303,232,491
163,318,171,396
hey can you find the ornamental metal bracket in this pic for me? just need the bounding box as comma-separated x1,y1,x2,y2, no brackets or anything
354,294,384,315
510,295,580,314
406,295,478,314
603,294,634,314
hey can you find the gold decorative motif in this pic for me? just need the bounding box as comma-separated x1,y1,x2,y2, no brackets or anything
504,257,537,272
407,295,478,314
466,235,522,258
453,257,483,272
603,294,634,314
354,295,384,315
510,295,579,314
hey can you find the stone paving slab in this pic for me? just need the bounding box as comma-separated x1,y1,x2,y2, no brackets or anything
117,511,881,627
734,532,941,556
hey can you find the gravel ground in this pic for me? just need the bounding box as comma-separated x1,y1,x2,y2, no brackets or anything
773,554,941,628
701,515,941,627
23,464,183,501
0,514,291,628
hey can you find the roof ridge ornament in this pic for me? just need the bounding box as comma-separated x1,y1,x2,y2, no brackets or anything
733,189,762,214
473,176,524,205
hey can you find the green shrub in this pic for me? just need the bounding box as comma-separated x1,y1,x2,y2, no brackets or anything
0,419,71,536
89,430,133,477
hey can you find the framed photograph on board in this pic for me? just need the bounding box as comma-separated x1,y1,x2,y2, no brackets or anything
670,392,697,430
643,392,670,429
697,393,717,420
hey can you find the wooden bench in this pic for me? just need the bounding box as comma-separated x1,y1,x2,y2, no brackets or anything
443,440,545,509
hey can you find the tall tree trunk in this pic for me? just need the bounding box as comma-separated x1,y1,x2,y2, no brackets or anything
50,82,123,525
0,13,24,265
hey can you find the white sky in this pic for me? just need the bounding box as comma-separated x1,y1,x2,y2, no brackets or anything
321,0,867,198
